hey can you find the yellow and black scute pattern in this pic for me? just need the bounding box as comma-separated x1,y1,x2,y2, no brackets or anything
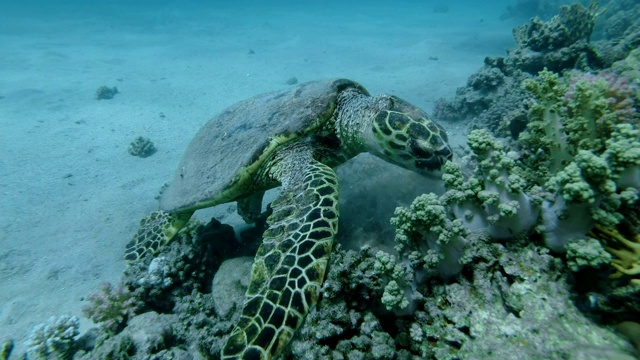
222,147,339,360
124,210,194,261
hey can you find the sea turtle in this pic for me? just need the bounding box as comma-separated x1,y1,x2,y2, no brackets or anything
125,79,453,359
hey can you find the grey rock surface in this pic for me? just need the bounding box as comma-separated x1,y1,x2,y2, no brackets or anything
211,257,254,319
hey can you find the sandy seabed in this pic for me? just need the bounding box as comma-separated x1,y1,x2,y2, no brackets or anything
0,1,516,355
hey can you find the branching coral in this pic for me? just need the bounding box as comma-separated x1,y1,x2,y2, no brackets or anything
592,224,640,286
25,315,79,360
95,86,118,100
83,282,142,333
128,136,157,158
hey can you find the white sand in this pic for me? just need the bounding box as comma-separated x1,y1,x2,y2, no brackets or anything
0,1,516,356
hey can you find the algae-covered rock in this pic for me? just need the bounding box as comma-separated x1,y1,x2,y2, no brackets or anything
512,3,596,52
128,136,156,158
95,86,119,100
75,312,190,360
612,48,640,92
211,257,253,319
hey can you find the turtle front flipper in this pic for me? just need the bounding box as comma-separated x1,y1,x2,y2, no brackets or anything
222,144,339,359
124,210,194,261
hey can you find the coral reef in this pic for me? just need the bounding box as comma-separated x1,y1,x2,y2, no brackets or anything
595,225,640,285
434,68,637,259
75,216,265,358
25,315,80,360
512,3,596,50
594,0,640,41
508,2,600,74
433,2,640,135
74,312,190,360
290,242,635,359
432,59,531,134
68,198,640,360
95,86,119,100
518,70,638,249
71,240,639,359
412,242,633,359
128,136,157,158
121,217,242,312
392,66,639,352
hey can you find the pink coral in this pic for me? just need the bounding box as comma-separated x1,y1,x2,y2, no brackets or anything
82,282,142,333
566,71,637,124
562,71,638,155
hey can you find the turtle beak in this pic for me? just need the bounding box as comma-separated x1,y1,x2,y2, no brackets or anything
408,139,440,171
406,138,452,178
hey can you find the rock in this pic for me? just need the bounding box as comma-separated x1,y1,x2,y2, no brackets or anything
75,312,179,359
128,136,157,158
126,312,175,354
95,86,119,100
211,257,253,318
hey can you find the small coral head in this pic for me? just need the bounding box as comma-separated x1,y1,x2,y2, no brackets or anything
367,96,453,176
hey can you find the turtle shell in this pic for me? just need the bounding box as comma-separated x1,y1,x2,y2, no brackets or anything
160,78,368,213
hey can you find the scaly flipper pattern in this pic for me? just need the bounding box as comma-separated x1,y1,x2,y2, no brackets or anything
124,210,193,261
221,144,339,359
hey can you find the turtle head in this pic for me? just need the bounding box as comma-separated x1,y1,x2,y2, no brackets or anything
366,95,453,176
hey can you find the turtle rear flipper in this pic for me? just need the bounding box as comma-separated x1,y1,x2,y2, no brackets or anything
222,144,339,359
124,210,194,261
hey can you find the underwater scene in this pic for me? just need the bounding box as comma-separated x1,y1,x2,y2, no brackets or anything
0,0,639,359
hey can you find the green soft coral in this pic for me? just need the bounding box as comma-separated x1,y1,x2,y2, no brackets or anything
546,150,616,205
565,78,616,153
543,127,636,229
518,68,640,251
373,250,411,284
565,237,612,272
381,280,409,311
521,69,638,174
605,124,640,189
442,129,540,238
392,193,469,277
520,70,572,176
